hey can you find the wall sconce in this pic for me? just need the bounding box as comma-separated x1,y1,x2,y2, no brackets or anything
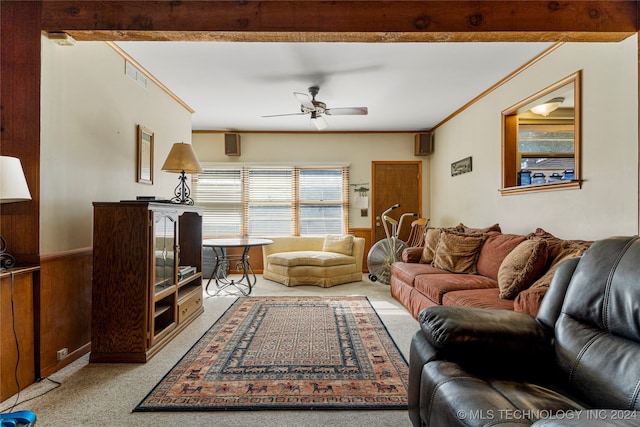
161,142,203,205
530,97,564,116
0,156,32,269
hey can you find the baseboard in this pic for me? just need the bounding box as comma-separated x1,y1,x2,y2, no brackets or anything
39,342,91,379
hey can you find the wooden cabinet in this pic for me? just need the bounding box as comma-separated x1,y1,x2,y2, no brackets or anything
90,202,203,363
0,266,38,401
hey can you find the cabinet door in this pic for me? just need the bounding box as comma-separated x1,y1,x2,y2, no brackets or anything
150,211,178,346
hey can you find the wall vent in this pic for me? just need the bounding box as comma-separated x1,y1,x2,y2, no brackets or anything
125,60,148,88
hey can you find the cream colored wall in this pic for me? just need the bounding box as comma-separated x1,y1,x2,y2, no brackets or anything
191,132,427,229
40,38,193,254
430,36,638,240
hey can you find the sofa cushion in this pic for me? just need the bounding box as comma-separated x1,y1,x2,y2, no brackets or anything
498,238,548,299
442,288,515,310
414,273,498,305
432,230,486,274
391,262,449,287
322,234,354,256
267,251,354,267
476,232,526,280
514,286,549,317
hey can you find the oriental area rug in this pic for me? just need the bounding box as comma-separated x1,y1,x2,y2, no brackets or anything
135,296,409,411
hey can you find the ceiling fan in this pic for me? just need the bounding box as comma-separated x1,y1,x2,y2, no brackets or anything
263,86,368,130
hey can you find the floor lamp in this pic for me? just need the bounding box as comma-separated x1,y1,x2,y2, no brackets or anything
0,156,32,269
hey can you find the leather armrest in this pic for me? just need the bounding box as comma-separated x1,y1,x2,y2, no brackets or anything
418,306,553,377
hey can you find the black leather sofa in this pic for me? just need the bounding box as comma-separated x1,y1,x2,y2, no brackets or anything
409,236,640,427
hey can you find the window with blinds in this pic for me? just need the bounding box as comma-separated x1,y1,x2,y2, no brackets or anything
518,123,575,174
193,165,349,237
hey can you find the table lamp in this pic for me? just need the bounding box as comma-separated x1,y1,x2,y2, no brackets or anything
161,142,203,205
0,156,32,269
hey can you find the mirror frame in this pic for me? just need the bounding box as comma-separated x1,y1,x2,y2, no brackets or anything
500,70,582,195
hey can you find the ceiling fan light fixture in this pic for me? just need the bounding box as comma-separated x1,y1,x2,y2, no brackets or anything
265,86,367,130
310,113,328,130
530,97,565,116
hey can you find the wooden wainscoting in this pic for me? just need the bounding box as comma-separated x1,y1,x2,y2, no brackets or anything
226,246,265,274
38,249,92,378
350,228,372,273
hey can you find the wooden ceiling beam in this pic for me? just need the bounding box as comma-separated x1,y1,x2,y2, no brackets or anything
64,30,634,43
42,1,638,42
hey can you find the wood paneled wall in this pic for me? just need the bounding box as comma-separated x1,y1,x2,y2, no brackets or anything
38,250,92,378
351,228,373,273
0,1,41,264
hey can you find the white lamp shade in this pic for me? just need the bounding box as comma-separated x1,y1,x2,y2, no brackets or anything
0,156,32,203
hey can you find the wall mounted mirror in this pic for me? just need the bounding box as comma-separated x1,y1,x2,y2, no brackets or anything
500,71,581,195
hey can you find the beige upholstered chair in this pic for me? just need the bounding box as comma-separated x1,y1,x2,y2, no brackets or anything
262,235,365,287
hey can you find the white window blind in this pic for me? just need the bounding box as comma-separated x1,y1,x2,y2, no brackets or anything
244,168,294,236
192,169,242,236
298,168,345,235
193,164,349,237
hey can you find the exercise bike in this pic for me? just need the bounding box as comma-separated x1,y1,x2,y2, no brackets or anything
367,204,417,284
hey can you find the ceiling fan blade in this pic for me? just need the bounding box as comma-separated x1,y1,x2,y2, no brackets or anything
325,107,368,116
294,92,316,111
310,114,328,130
262,112,306,118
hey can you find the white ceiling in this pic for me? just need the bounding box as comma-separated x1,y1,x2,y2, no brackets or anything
115,41,554,132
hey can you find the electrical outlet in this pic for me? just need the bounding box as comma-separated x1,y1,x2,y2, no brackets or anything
56,348,68,361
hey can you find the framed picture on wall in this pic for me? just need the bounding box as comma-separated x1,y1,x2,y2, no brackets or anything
451,156,472,176
137,125,154,184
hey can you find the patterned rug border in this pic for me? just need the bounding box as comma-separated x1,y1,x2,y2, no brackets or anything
134,296,409,412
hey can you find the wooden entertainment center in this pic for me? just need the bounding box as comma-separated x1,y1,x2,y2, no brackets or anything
91,202,204,363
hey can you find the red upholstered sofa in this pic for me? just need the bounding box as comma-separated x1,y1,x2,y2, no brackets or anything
390,225,591,319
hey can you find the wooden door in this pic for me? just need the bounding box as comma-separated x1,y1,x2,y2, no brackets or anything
371,161,422,244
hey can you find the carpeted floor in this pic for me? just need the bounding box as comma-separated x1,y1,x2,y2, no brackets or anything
0,276,419,427
135,296,409,412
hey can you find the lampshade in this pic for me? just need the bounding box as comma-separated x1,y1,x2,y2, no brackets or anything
530,97,565,117
0,156,32,203
161,142,203,174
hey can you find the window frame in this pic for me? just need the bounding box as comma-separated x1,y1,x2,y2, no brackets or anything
193,163,350,238
500,71,582,195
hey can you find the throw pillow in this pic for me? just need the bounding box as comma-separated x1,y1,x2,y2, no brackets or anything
322,234,354,256
420,225,464,264
498,238,548,299
432,230,486,274
530,244,588,289
458,223,502,234
526,228,564,263
420,228,442,263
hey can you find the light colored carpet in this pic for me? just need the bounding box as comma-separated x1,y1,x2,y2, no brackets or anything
0,275,419,427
